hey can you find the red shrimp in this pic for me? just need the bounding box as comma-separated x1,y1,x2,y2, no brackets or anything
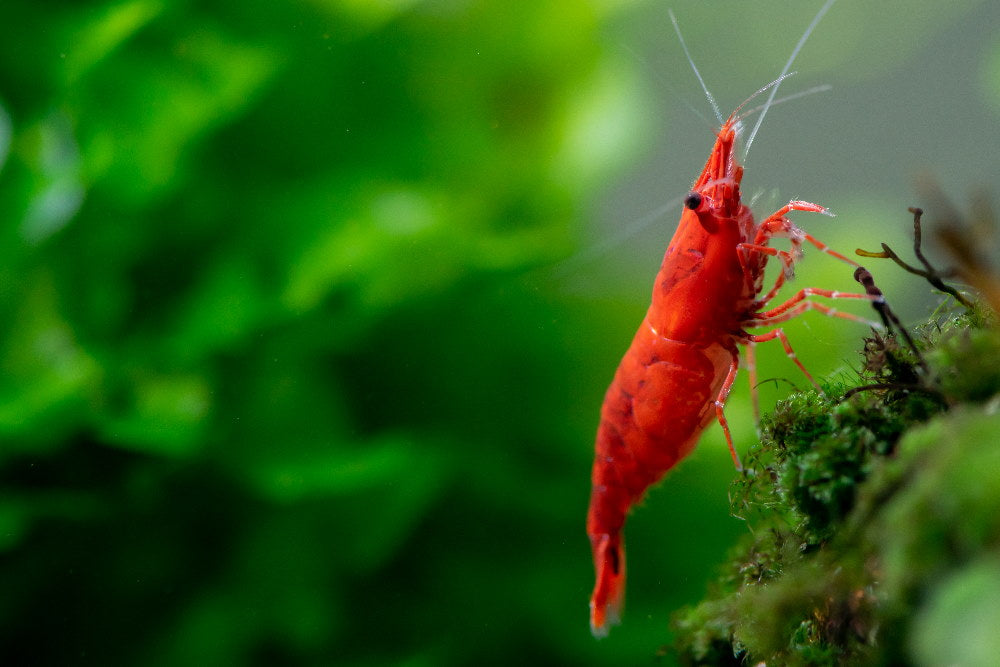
585,1,869,637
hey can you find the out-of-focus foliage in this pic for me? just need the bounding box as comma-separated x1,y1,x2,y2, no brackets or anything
0,1,661,664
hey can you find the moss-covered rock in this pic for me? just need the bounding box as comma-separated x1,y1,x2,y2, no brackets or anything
672,307,1000,665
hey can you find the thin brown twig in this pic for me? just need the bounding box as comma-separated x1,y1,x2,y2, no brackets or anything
855,208,974,309
840,382,943,402
840,267,937,404
852,266,928,375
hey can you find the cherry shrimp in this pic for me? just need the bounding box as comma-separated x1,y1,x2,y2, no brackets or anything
586,0,877,637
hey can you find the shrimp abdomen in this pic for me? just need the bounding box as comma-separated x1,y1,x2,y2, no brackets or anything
586,320,733,636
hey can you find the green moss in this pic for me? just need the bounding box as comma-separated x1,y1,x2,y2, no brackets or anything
672,599,744,666
928,327,1000,402
672,301,1000,666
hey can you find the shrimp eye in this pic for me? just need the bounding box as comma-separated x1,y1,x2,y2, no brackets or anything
684,192,702,210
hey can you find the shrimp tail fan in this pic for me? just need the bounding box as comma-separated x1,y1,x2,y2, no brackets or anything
589,534,625,638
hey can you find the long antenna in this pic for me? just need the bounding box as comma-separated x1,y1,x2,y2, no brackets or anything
743,0,838,160
735,84,833,125
668,9,724,126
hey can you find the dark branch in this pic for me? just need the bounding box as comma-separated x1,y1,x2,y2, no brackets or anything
853,266,929,375
839,382,943,402
855,208,974,309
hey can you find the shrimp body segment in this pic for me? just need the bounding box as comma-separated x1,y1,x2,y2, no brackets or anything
586,114,865,637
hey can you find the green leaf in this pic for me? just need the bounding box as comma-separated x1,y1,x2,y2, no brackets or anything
60,0,164,84
98,372,211,457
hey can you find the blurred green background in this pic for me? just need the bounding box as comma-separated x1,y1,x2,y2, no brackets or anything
0,0,996,664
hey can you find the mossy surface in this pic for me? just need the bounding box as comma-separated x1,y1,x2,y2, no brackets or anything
672,304,1000,666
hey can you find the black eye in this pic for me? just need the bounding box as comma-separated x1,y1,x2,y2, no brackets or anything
684,192,702,210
